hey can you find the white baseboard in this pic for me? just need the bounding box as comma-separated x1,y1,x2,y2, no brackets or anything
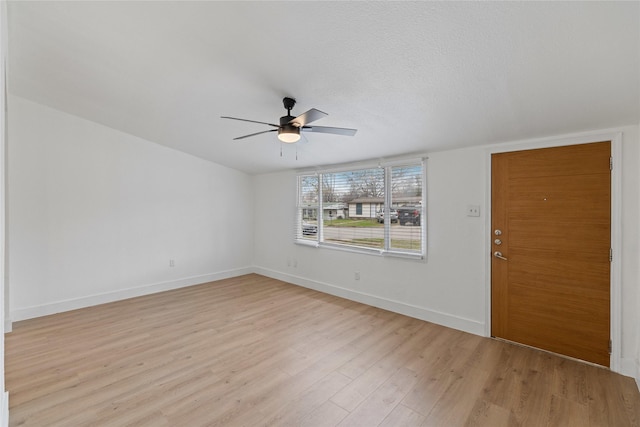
253,266,485,337
0,391,7,427
4,318,10,333
10,267,253,322
620,357,637,379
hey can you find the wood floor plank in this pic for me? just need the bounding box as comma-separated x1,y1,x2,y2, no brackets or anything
166,368,292,426
478,342,556,426
336,315,417,379
546,394,589,427
511,351,555,426
421,365,492,426
299,401,349,427
464,399,513,427
551,357,589,406
5,274,640,426
618,375,640,426
329,323,435,412
401,327,481,416
263,371,351,426
337,366,419,426
379,403,426,427
587,366,637,427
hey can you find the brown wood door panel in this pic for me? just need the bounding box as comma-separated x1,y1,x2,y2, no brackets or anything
491,142,611,367
509,221,610,253
505,141,611,178
508,175,611,219
505,288,610,366
508,252,610,294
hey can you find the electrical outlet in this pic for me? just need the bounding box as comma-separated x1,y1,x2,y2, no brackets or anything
354,271,360,281
169,259,175,267
467,205,480,217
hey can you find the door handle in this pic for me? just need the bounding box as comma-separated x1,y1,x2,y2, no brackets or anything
494,251,508,261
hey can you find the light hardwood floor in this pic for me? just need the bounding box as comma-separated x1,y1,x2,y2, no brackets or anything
6,274,640,426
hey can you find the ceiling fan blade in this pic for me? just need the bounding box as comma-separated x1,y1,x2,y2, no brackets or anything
221,116,279,127
289,108,328,127
302,125,357,136
233,129,278,140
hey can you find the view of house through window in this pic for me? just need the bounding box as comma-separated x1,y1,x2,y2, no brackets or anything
296,160,425,257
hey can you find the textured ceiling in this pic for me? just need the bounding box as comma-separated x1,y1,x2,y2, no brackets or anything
7,1,640,175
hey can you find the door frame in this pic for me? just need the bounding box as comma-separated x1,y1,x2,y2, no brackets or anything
484,130,622,373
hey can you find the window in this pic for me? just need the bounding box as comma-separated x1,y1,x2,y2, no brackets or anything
298,175,319,241
295,159,425,258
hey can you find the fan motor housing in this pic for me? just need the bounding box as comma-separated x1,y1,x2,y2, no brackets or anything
279,115,296,126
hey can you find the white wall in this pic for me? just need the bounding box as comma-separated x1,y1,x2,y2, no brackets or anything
1,2,9,425
253,127,640,378
7,96,254,321
637,120,640,391
617,128,640,378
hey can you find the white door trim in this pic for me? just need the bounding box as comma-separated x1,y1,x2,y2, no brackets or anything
484,130,622,373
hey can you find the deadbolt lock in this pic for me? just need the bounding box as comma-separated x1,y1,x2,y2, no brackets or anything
494,239,502,245
494,229,502,236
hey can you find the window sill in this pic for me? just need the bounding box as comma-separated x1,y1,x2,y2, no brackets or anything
295,239,425,261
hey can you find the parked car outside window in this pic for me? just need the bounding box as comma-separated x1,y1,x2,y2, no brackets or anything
302,222,318,235
397,206,421,226
376,209,398,223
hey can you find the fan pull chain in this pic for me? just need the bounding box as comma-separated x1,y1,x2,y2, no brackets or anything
278,142,299,160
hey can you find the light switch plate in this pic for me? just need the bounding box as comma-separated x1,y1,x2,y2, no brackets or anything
467,205,480,217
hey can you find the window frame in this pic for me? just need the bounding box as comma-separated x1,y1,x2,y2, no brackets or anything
295,158,427,260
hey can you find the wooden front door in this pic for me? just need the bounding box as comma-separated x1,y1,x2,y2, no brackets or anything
491,142,611,366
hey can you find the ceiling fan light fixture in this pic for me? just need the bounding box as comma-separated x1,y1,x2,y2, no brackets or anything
278,126,300,143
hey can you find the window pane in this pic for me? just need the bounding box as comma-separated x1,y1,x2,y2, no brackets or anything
390,164,423,252
323,168,384,250
297,175,319,241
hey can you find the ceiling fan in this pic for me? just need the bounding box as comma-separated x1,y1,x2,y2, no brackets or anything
221,97,357,143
